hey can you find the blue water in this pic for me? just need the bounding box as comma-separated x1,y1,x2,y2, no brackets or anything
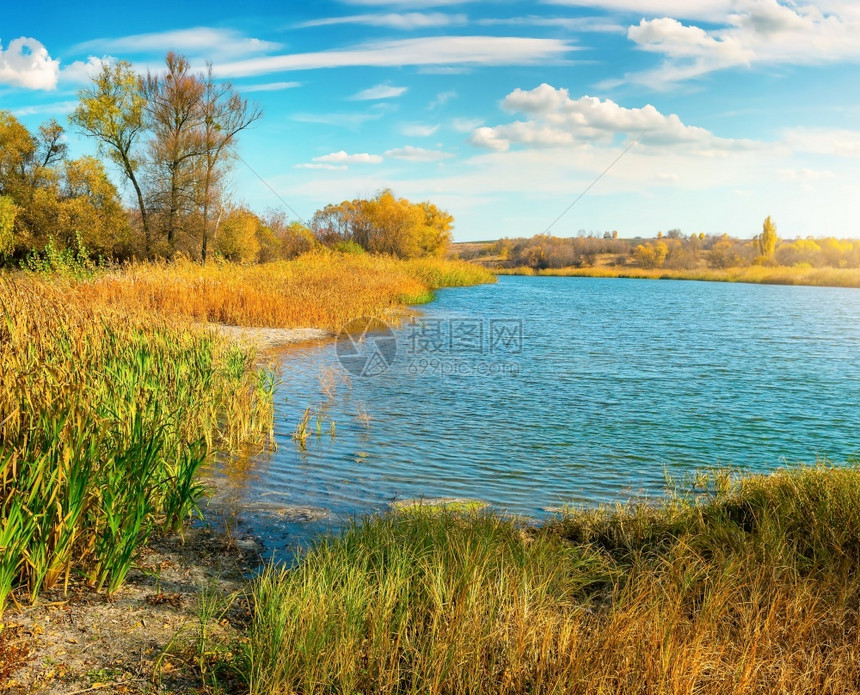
214,276,860,553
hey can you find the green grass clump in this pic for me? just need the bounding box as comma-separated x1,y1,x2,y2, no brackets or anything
245,510,608,695
0,277,274,611
391,497,490,514
244,463,860,694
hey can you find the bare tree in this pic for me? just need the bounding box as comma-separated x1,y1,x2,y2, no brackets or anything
143,52,206,250
198,65,261,261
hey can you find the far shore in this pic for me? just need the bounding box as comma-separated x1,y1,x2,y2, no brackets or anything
492,264,860,289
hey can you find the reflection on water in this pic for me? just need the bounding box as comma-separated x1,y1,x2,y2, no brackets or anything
208,275,860,556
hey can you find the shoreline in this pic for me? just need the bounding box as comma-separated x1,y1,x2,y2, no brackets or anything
0,526,262,694
493,264,860,289
208,324,334,350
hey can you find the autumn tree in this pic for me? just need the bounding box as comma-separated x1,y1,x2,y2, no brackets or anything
263,210,315,260
71,61,151,252
632,241,668,268
60,156,131,255
143,52,206,251
756,215,778,257
0,111,40,201
0,111,130,257
0,196,16,255
216,207,262,262
709,239,740,269
198,65,262,261
311,190,453,258
416,201,454,257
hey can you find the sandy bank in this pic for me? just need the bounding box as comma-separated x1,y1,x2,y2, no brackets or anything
209,324,334,349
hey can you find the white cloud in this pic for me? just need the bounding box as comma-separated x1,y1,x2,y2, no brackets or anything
242,81,302,92
469,83,757,153
612,2,860,88
296,163,349,170
59,56,108,85
11,99,78,117
778,168,836,182
477,16,625,32
351,84,408,100
784,128,860,158
339,0,479,6
313,150,384,164
216,36,576,77
418,66,472,75
296,12,467,30
429,90,457,109
292,111,386,129
75,27,281,59
402,123,440,136
385,145,454,161
451,117,484,132
543,0,733,22
0,37,59,90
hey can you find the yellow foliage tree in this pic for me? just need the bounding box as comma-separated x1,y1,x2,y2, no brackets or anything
0,196,16,256
311,190,453,258
756,215,778,257
632,241,668,269
216,208,262,263
61,156,132,256
71,61,151,251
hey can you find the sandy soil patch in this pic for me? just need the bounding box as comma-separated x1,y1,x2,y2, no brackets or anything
0,527,260,694
209,325,333,350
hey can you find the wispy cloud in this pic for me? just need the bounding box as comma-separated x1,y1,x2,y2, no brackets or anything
313,150,384,164
429,90,457,109
451,117,484,132
242,80,302,92
74,27,281,59
339,0,480,6
784,127,860,158
296,12,467,30
350,83,408,100
292,111,387,129
11,99,78,116
542,0,732,22
216,36,576,77
402,123,440,136
777,168,836,183
295,162,348,170
385,145,454,161
417,66,472,75
477,16,624,32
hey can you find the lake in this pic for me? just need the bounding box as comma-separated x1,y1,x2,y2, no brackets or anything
211,275,860,554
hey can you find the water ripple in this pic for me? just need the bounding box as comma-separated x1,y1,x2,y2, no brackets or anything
218,276,860,552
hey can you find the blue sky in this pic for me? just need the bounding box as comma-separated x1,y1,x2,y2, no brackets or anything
3,1,860,240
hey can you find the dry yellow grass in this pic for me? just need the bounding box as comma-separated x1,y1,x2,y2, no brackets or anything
497,264,860,288
0,276,274,610
0,252,493,611
246,464,860,694
73,252,496,329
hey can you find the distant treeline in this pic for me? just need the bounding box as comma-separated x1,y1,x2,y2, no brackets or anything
0,53,452,265
459,219,860,271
